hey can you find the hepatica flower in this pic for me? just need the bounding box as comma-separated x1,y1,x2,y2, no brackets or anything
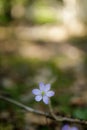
32,82,55,104
62,124,79,130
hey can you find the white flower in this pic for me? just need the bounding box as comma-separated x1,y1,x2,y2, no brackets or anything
32,82,55,104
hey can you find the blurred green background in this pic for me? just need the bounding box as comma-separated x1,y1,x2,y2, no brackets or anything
0,0,87,130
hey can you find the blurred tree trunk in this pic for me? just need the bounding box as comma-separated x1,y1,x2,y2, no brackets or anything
77,0,87,24
63,0,87,24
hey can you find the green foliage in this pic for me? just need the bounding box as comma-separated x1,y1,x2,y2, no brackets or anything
33,7,57,24
0,15,11,24
73,108,87,120
0,124,13,130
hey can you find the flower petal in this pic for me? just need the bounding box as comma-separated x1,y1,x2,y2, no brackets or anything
61,125,70,130
71,127,79,130
35,95,42,101
39,82,45,91
45,84,51,92
43,95,49,104
46,91,55,97
32,89,41,95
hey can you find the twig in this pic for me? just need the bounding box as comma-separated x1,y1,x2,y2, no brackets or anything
0,95,51,118
49,99,60,121
0,95,87,125
48,99,87,125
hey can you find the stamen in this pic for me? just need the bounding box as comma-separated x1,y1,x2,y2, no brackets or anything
41,91,45,96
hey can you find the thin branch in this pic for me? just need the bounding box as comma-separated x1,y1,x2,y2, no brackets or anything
0,95,51,118
49,99,60,121
0,95,87,125
48,100,87,125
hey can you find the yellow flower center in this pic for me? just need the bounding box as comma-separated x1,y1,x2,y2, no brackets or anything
41,91,45,96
